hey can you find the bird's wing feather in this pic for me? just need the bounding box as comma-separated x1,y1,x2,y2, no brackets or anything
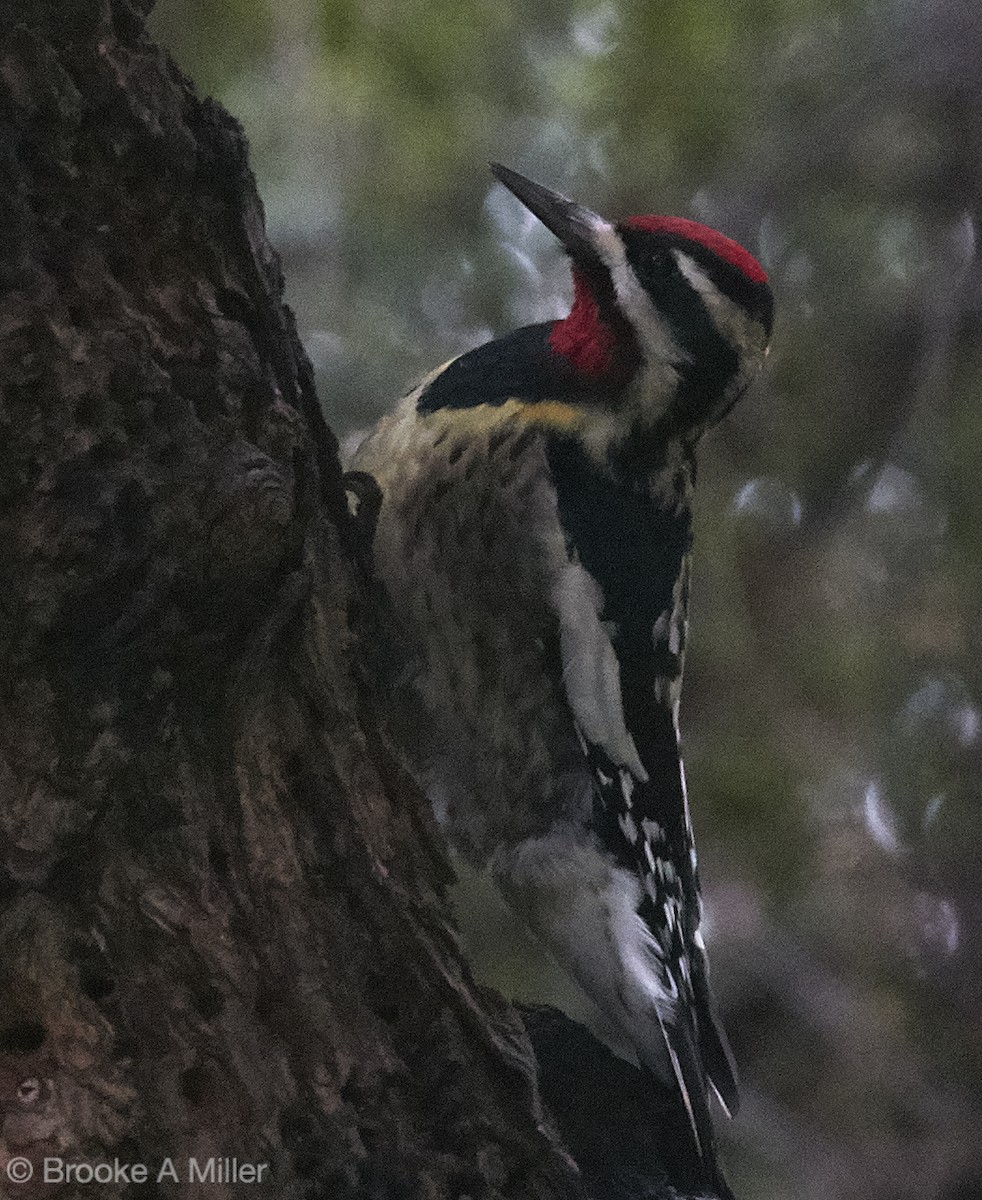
544,431,738,1142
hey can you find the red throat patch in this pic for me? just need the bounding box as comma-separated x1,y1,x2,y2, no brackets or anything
549,268,618,377
624,215,768,284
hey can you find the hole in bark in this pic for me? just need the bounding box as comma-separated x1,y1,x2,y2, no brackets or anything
180,1064,213,1107
171,362,223,422
74,394,103,425
208,842,229,875
215,286,254,327
53,458,104,506
192,985,225,1021
114,1034,139,1059
254,985,276,1024
0,1021,47,1054
80,969,115,1002
373,998,401,1023
88,441,126,468
279,1105,324,1177
365,971,402,1024
111,0,145,42
153,392,192,429
113,478,152,539
943,1168,982,1200
449,1168,486,1195
46,852,96,905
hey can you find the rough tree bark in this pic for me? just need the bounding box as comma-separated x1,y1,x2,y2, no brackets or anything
0,3,730,1198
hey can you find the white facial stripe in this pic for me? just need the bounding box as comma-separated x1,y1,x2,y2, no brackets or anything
592,225,685,364
671,248,759,351
671,248,719,301
580,209,618,238
587,224,688,433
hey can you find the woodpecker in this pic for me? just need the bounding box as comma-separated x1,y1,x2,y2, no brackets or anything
350,165,773,1189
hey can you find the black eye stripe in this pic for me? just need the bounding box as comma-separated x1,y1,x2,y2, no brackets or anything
619,228,742,426
621,228,774,336
622,233,733,356
674,240,773,334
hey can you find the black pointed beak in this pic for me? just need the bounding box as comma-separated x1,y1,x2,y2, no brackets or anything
490,163,610,262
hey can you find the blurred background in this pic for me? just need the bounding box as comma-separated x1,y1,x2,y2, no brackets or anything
149,2,982,1196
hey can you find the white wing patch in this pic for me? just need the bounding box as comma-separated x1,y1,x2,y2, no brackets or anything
652,556,691,716
619,809,638,844
550,560,648,782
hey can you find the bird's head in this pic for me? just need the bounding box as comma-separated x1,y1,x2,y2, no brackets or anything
492,164,773,450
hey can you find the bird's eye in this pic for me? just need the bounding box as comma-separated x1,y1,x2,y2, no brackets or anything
625,244,674,296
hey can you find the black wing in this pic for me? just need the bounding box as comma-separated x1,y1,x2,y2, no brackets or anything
546,432,738,1155
416,324,582,413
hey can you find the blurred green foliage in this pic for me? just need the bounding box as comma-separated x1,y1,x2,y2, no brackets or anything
150,2,982,1197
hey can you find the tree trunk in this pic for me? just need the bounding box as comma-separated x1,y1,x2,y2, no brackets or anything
0,3,730,1198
